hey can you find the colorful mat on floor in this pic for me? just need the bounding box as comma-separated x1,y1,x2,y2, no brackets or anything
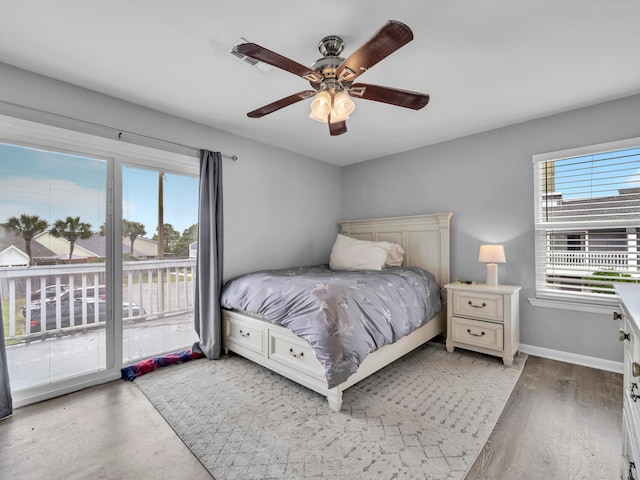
121,349,204,381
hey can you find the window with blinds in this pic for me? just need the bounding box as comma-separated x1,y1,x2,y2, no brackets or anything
533,138,640,305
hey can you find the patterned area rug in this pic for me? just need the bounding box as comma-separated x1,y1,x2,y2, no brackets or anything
136,342,527,480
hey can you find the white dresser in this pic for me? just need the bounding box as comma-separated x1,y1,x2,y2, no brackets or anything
444,282,521,366
615,284,640,479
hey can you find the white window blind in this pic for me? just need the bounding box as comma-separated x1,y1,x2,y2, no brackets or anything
533,139,640,305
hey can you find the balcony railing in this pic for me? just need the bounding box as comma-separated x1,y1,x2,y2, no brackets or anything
0,258,196,341
546,251,634,272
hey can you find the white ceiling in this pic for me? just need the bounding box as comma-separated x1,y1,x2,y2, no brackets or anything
1,1,640,167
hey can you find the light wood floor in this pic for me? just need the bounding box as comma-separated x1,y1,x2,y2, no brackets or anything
0,355,623,480
0,380,214,480
466,355,623,480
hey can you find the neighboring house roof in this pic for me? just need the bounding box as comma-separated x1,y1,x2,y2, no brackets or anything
75,233,107,257
0,244,30,267
1,225,159,262
0,226,57,264
122,236,157,257
74,233,149,258
34,232,99,259
547,187,640,222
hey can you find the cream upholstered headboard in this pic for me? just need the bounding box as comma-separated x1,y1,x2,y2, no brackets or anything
339,212,452,288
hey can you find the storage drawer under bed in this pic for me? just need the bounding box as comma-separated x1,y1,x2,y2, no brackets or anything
268,327,325,382
224,312,265,355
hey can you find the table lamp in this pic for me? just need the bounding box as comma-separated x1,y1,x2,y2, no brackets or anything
478,245,506,286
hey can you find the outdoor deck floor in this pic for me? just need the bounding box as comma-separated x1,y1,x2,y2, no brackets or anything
6,312,196,391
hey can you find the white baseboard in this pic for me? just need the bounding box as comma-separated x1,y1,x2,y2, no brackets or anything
520,343,623,374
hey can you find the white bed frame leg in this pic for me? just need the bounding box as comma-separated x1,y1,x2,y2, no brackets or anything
327,389,342,412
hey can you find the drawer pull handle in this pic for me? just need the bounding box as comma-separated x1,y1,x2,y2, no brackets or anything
239,329,250,338
633,362,640,377
631,383,640,402
468,301,487,308
614,311,622,321
620,330,630,342
289,348,304,359
467,328,486,337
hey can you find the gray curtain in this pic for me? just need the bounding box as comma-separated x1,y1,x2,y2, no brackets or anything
0,295,13,419
192,150,224,359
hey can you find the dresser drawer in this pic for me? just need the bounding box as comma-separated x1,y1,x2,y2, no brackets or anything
451,316,504,352
225,314,265,355
452,291,504,322
268,328,325,381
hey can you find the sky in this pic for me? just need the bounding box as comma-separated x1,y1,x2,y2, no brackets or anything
0,142,199,237
550,147,640,199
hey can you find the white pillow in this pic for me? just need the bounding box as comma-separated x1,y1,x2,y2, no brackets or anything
386,243,405,267
329,234,388,271
329,234,405,271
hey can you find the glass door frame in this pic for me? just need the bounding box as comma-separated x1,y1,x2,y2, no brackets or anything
0,114,198,407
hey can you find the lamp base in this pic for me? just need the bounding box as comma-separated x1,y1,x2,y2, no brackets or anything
486,263,498,286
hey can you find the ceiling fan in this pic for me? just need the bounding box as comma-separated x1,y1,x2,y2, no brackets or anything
236,20,430,136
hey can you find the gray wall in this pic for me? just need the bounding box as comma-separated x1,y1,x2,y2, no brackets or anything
0,63,342,281
341,93,640,363
3,60,639,363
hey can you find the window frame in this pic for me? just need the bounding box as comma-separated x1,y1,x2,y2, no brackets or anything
532,136,640,310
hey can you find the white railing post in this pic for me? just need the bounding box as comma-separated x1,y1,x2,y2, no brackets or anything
8,279,16,338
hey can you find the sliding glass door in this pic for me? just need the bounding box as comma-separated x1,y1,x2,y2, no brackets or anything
0,115,201,406
0,142,109,390
121,166,198,364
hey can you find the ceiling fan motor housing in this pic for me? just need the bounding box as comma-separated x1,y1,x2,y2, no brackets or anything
311,36,351,92
318,35,344,57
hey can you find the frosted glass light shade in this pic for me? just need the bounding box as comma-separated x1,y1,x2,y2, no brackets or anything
330,91,355,123
309,91,332,122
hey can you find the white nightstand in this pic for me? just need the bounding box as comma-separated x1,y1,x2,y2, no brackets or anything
444,282,521,366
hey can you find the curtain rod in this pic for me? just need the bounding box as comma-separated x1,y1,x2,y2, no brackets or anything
0,99,238,161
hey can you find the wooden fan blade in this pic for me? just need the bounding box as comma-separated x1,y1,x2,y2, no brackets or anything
335,20,413,83
349,83,429,110
236,43,323,83
328,118,347,136
247,90,316,118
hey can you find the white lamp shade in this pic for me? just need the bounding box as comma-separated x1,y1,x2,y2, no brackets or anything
478,245,506,264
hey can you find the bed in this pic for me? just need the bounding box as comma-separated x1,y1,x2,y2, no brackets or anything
221,212,452,411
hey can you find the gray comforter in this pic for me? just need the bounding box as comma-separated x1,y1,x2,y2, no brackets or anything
220,265,442,388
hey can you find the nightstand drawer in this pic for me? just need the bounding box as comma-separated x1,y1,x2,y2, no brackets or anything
451,316,504,352
452,290,504,322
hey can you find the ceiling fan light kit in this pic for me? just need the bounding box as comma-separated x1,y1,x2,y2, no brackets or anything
236,20,430,136
309,81,355,124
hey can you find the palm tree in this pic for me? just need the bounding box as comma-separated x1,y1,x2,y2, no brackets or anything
122,219,146,255
4,214,49,265
50,216,93,261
